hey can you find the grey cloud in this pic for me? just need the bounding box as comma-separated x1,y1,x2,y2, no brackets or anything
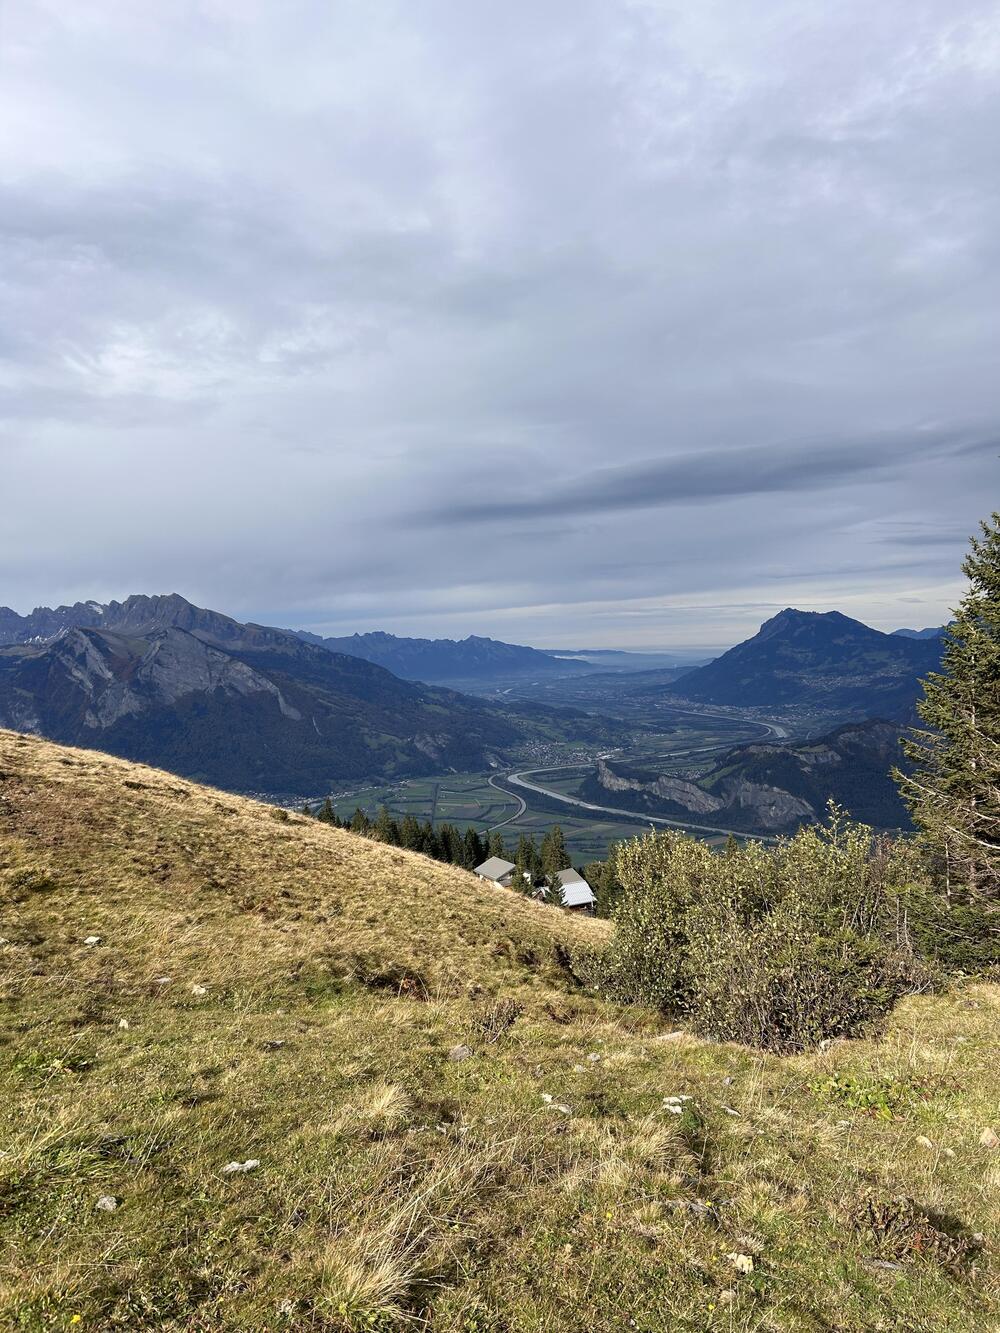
416,432,998,525
0,1,997,647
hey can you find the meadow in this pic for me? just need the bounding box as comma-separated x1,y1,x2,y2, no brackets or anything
1,730,996,1330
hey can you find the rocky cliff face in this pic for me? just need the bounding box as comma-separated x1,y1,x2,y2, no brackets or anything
0,593,291,650
0,613,525,794
0,599,107,645
594,760,726,815
585,720,908,834
592,758,813,831
45,628,301,729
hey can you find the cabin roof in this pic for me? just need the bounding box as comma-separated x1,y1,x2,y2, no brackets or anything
560,879,596,907
474,856,516,880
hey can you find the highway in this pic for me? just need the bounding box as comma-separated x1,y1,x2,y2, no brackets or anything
505,767,778,843
486,772,527,831
489,705,791,842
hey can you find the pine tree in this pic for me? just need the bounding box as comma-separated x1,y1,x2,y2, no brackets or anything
424,824,443,861
514,833,539,891
301,803,313,818
417,820,435,854
462,827,485,869
400,814,422,851
349,807,371,836
374,805,399,845
487,830,506,860
585,852,623,917
437,823,461,865
317,797,337,825
898,513,1000,901
540,825,571,886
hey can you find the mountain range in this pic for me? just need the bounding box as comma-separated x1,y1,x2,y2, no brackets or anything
0,595,615,794
294,628,587,682
658,608,944,717
583,718,910,833
0,594,946,814
0,599,601,685
892,625,947,640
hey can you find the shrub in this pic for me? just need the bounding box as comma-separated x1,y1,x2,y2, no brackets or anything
603,813,944,1051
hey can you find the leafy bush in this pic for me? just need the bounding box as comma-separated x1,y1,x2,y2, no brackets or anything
602,812,950,1051
808,1071,913,1120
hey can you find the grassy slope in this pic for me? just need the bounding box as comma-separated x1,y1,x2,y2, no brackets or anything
0,730,997,1332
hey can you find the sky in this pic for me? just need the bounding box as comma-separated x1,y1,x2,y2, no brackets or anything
1,1,998,651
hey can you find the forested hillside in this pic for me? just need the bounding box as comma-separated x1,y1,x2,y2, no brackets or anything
663,609,943,716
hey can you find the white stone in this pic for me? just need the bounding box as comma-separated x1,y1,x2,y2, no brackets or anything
727,1252,754,1274
221,1158,260,1174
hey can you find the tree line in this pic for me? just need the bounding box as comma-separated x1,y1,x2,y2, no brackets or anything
299,799,626,905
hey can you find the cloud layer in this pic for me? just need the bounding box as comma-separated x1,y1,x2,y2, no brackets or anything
1,1,998,647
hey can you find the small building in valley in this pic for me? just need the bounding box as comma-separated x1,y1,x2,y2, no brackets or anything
546,867,597,912
473,856,516,887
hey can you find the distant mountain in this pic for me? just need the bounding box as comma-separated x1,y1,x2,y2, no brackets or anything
0,595,610,794
295,629,590,682
661,609,942,717
0,599,107,645
0,593,282,649
0,597,593,683
892,626,947,640
582,719,910,834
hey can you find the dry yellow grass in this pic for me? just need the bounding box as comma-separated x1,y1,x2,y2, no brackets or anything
0,729,605,995
1,729,997,1331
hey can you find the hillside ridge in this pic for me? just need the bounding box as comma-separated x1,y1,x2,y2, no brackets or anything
0,730,996,1329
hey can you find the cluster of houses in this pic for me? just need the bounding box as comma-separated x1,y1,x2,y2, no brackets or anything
472,856,597,912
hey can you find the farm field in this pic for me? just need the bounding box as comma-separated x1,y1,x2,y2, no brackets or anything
328,772,518,834
324,763,731,862
309,705,800,862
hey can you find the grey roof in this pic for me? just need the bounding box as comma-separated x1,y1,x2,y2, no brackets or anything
552,867,586,887
474,856,516,881
546,867,595,906
560,879,596,908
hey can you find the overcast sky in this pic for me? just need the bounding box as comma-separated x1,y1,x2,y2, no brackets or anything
2,2,998,650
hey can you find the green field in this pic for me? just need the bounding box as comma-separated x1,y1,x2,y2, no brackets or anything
324,769,728,863
314,705,793,863
329,773,517,830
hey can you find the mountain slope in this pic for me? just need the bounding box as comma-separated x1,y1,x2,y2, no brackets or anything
0,600,534,792
0,595,624,792
584,719,910,833
1,731,996,1330
297,628,589,682
664,609,943,715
